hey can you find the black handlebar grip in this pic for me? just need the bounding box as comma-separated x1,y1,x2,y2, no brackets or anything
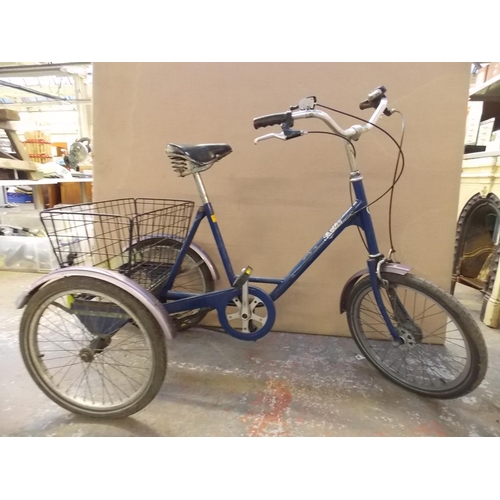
253,112,293,129
359,99,373,111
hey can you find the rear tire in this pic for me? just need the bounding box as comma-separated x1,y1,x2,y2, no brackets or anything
19,277,167,419
346,272,488,399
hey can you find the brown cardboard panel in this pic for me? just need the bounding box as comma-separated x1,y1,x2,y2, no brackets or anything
93,63,470,335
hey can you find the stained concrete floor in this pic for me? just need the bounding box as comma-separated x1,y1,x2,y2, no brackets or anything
1,270,499,437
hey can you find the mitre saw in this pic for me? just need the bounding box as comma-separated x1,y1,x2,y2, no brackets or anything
64,137,91,171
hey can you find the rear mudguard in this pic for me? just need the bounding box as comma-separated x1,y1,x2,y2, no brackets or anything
188,241,220,281
16,266,177,340
129,236,219,282
339,262,412,314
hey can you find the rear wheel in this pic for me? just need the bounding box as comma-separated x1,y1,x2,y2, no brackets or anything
130,238,215,330
346,272,488,399
19,277,167,418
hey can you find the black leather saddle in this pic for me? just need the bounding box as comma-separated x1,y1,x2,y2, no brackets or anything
166,143,232,166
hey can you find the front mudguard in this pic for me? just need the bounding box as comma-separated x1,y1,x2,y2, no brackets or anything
16,266,177,340
339,262,412,314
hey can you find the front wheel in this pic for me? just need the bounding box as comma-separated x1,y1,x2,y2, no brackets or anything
346,272,488,399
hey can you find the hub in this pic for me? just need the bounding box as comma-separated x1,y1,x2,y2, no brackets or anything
397,327,417,349
79,336,112,362
79,347,95,363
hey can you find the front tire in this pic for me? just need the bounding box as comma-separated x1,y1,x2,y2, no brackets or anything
346,272,488,399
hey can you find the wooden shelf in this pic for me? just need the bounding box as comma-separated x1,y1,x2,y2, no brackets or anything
470,73,500,102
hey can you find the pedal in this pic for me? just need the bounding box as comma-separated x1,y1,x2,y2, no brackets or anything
232,266,253,289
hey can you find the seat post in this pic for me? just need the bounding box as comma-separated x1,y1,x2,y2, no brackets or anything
192,171,210,205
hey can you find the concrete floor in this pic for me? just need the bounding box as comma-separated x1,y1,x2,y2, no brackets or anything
1,270,499,437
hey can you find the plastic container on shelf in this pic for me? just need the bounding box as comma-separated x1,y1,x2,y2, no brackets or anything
6,192,34,204
0,235,58,273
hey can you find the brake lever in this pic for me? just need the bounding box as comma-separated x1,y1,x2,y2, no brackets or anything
254,130,307,145
254,132,287,144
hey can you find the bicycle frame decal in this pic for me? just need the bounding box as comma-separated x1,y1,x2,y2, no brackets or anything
324,219,345,240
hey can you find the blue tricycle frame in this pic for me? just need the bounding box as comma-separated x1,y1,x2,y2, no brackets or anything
158,171,402,342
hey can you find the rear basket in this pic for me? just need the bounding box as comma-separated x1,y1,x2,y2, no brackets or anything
40,198,195,292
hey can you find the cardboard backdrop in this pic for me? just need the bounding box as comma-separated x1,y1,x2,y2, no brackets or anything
93,62,470,335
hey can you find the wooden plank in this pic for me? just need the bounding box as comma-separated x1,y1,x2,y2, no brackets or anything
27,171,44,180
0,158,38,171
4,129,30,161
0,109,20,121
0,120,16,131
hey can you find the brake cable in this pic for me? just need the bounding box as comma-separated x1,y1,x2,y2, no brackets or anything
315,103,406,258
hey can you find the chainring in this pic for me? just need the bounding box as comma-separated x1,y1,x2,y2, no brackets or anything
217,286,276,341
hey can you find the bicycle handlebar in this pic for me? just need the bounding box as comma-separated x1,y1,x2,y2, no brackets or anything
253,111,293,129
289,97,387,139
253,87,389,143
359,99,373,111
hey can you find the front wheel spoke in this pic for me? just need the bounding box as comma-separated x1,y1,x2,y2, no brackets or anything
360,319,391,338
359,307,386,323
360,314,390,327
227,313,241,321
392,350,408,374
422,329,463,342
387,352,404,370
423,336,466,351
409,350,448,383
370,339,393,363
412,300,436,323
425,319,454,337
406,350,434,386
412,308,443,323
430,350,463,374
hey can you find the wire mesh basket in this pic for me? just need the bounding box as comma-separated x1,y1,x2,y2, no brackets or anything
40,198,195,292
